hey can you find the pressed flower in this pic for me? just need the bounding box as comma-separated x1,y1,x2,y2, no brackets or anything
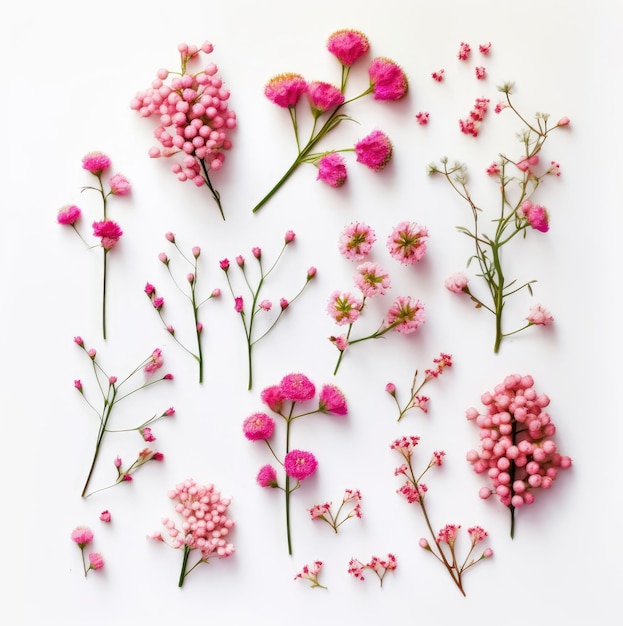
82,151,111,174
353,262,391,298
318,384,348,415
384,295,425,334
284,449,318,480
280,373,316,402
338,222,376,261
265,73,308,107
327,29,370,66
367,57,408,101
242,412,276,440
257,464,278,488
57,204,82,225
317,153,347,188
355,130,393,171
307,81,345,114
387,221,428,264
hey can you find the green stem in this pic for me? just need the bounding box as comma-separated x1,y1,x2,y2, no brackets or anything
199,159,225,220
178,544,191,587
252,156,302,214
102,250,108,340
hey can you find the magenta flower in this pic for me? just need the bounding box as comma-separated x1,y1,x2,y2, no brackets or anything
57,204,82,225
257,464,278,488
327,29,370,66
318,384,348,415
338,222,376,261
384,296,425,334
260,384,286,412
368,57,408,101
327,290,362,325
243,412,276,440
354,262,391,297
387,221,428,264
307,81,345,114
317,153,347,188
88,552,105,571
280,373,316,401
92,220,123,250
109,173,131,196
265,73,308,108
82,151,111,174
519,200,549,232
355,130,393,171
144,348,164,376
71,526,94,548
284,449,318,481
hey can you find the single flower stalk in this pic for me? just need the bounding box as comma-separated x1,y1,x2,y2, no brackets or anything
71,526,104,577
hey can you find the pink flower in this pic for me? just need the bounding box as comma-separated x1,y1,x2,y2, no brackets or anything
415,112,429,125
385,382,396,395
82,151,111,174
526,304,554,326
140,427,156,442
387,221,428,264
284,449,318,480
260,384,286,412
338,222,376,261
437,524,461,546
486,162,501,175
88,552,105,571
144,348,164,376
479,42,492,55
144,282,156,296
330,334,349,351
284,230,296,243
327,291,362,325
317,153,347,188
355,130,392,171
457,42,471,61
327,29,370,66
71,526,94,548
109,173,131,195
307,81,345,114
475,66,486,80
257,464,278,488
74,379,82,390
57,205,81,225
519,200,549,232
219,258,230,271
384,296,425,334
243,412,276,441
308,503,331,520
234,296,244,313
294,560,326,588
459,97,489,137
265,73,308,107
152,297,164,310
431,69,445,82
279,298,289,309
425,353,453,379
517,154,539,173
445,272,469,293
318,384,348,415
280,373,316,401
368,57,408,100
354,262,391,297
259,299,272,311
99,510,112,523
92,220,123,250
468,526,488,544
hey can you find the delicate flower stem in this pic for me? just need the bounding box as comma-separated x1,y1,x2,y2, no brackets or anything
102,250,108,340
199,159,225,220
178,544,191,587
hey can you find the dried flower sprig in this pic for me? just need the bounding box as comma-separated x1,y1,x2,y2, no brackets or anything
131,41,236,219
385,353,453,421
145,232,220,383
71,526,104,577
466,374,572,538
221,231,316,389
392,435,492,596
428,83,569,352
57,151,130,340
308,488,362,532
294,561,327,589
348,554,397,587
252,29,407,213
73,336,174,498
244,373,348,554
149,479,235,587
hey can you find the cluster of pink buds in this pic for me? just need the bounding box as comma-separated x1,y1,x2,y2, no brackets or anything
466,374,572,538
308,488,362,532
348,554,397,587
71,526,104,577
459,96,490,137
294,561,327,589
130,41,236,219
149,479,235,587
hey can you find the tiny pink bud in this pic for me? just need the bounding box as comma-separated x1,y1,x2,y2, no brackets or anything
236,255,245,267
99,510,111,523
164,407,175,416
235,296,244,313
122,474,133,482
219,258,230,271
144,282,156,296
385,382,396,395
197,322,203,333
165,232,175,242
88,348,97,359
74,336,84,346
252,246,262,259
163,373,174,380
166,325,175,334
187,273,195,283
158,252,168,264
280,298,289,309
211,288,221,297
114,456,122,468
307,266,317,279
192,246,201,258
108,376,117,384
284,230,296,243
74,379,82,390
557,116,570,127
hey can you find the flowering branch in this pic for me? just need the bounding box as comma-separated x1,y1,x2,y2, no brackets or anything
309,489,362,532
71,527,104,577
348,554,397,587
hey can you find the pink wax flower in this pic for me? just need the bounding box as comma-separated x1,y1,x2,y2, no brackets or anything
384,295,425,334
519,200,549,232
284,449,318,481
257,464,279,488
265,73,308,108
354,262,391,297
327,29,370,66
243,412,276,441
71,526,94,548
234,296,244,313
368,57,408,100
285,230,296,243
280,373,316,402
88,552,105,571
317,153,348,188
309,489,361,533
355,130,393,171
486,162,501,175
526,304,554,326
349,554,396,587
308,81,345,114
329,334,349,351
109,173,131,196
327,290,362,325
92,220,123,250
387,221,429,264
318,384,348,415
99,510,112,523
57,204,82,225
82,151,111,174
479,42,492,55
338,222,376,261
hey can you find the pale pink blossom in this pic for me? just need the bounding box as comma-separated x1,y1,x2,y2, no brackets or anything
88,552,105,571
329,334,349,351
387,221,428,264
327,291,362,325
384,295,425,334
71,526,94,548
338,222,376,261
144,348,164,376
526,304,554,326
259,299,272,311
353,262,391,297
327,29,370,66
437,524,460,546
294,560,327,589
459,97,489,137
445,272,469,293
109,173,131,196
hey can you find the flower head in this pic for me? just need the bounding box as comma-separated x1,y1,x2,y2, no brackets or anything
280,373,316,401
257,465,279,488
317,153,347,188
327,29,370,66
519,200,549,232
144,348,164,376
307,81,345,114
526,304,554,326
384,296,425,334
243,412,276,441
338,222,376,261
387,221,428,264
284,449,318,481
354,262,391,297
265,73,308,108
92,220,123,250
318,384,348,416
57,205,81,225
260,384,286,412
99,510,112,523
355,130,393,171
109,173,131,196
71,526,94,548
445,272,469,293
88,552,105,571
368,57,408,100
327,291,362,325
82,151,111,174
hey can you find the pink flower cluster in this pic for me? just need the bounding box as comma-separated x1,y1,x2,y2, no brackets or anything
459,97,490,137
348,554,397,587
130,41,236,218
308,489,362,533
294,560,327,589
466,374,572,537
71,526,104,577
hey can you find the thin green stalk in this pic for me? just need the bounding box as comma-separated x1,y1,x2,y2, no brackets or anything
102,250,108,340
178,544,191,587
199,159,225,220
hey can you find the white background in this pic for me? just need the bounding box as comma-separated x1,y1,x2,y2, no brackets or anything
1,1,620,624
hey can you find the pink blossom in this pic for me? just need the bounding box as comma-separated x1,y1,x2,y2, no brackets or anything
307,81,345,113
260,384,286,412
425,353,453,379
526,304,554,326
355,130,392,171
243,412,276,441
387,221,428,264
384,296,425,334
318,384,348,415
109,173,131,195
99,510,111,523
445,272,469,293
265,73,308,107
307,267,317,279
457,42,471,61
431,69,445,82
486,162,501,175
294,560,327,588
327,291,362,325
390,435,420,454
152,297,164,310
317,153,347,188
280,298,289,309
259,299,272,311
92,220,123,250
57,205,82,225
219,258,230,271
140,427,156,442
74,379,82,390
327,29,370,66
165,232,175,243
74,336,84,346
330,334,349,351
517,154,539,173
308,502,331,520
284,230,296,243
348,558,366,580
192,246,201,258
257,464,278,488
280,373,316,401
479,42,492,55
144,282,156,296
415,112,429,125
71,526,94,548
82,151,111,174
437,524,460,545
338,222,376,261
385,382,396,395
234,296,244,313
519,200,549,232
475,66,486,80
353,262,391,297
468,526,488,544
368,57,408,100
459,97,489,137
88,552,105,571
431,450,446,466
557,116,570,127
412,396,429,412
144,348,164,376
284,449,318,480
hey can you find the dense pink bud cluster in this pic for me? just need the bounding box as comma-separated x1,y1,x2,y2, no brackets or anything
459,97,490,137
348,554,397,586
466,374,572,534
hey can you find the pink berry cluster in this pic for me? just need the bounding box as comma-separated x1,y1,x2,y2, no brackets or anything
71,526,105,577
466,374,572,537
130,41,236,218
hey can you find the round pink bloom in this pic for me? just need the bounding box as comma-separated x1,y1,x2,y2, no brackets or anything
280,373,316,401
355,130,393,171
318,384,348,415
57,205,81,225
92,220,123,250
526,304,554,326
445,272,469,293
88,552,105,571
82,151,111,174
368,57,408,101
243,412,275,441
71,526,94,548
307,81,345,113
109,173,131,196
384,296,425,334
330,334,349,351
338,222,376,261
354,262,391,297
99,510,112,523
519,200,549,233
260,384,286,412
257,464,278,488
284,449,318,481
327,291,362,325
140,427,156,442
265,73,308,107
387,221,428,264
317,153,347,188
327,29,370,66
